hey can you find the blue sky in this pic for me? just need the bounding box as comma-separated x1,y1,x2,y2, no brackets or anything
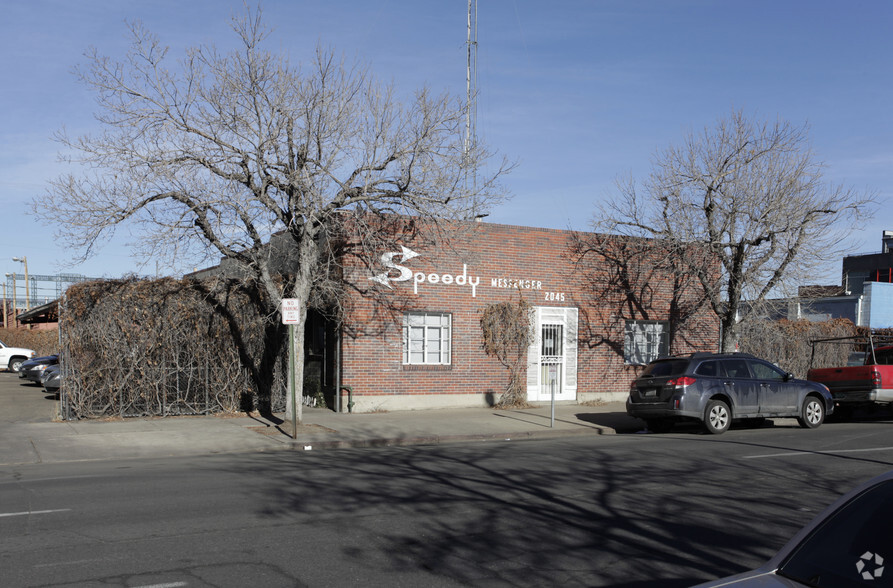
1,0,891,302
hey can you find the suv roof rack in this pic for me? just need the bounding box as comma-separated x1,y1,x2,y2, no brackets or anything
688,351,757,359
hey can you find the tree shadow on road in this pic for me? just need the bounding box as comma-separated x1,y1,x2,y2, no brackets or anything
213,436,893,587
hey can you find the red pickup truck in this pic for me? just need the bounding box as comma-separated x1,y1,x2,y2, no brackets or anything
807,340,893,408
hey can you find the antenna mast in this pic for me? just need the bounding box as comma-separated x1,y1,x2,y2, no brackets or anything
466,0,478,202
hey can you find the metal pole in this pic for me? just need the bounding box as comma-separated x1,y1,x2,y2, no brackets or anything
10,275,16,329
290,323,297,439
550,375,555,428
57,298,63,420
23,258,29,311
334,327,341,413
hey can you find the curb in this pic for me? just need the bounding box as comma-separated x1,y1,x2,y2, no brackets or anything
281,423,621,451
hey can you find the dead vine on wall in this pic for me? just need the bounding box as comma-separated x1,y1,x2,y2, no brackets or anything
480,295,533,409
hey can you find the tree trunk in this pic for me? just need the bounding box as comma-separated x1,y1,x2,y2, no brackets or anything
282,237,317,424
720,316,738,353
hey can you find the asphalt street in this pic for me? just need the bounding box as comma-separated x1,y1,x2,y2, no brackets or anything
5,370,893,586
4,417,893,587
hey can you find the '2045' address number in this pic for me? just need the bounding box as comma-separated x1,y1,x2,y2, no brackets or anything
544,292,566,302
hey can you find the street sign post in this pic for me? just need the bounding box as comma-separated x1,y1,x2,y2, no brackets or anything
281,299,302,439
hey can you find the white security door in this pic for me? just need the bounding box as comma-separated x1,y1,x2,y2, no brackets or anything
540,323,564,398
527,307,578,402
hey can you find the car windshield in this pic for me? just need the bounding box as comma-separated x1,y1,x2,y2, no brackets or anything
778,479,893,587
641,359,688,378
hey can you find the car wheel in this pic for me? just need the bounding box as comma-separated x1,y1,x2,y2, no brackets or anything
8,357,25,373
704,399,731,434
646,419,674,433
798,396,825,429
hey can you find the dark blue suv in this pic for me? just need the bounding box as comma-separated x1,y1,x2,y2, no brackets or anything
627,352,834,434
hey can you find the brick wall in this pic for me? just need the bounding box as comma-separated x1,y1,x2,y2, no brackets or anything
338,221,719,410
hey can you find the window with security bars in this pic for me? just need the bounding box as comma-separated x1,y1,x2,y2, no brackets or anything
624,320,669,365
403,312,452,365
541,324,564,358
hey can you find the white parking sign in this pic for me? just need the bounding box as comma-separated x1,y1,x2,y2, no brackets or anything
281,298,302,324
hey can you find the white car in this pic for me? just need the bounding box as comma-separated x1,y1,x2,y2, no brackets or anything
0,339,36,372
694,470,893,586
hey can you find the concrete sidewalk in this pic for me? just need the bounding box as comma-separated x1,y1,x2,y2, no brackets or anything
0,401,644,466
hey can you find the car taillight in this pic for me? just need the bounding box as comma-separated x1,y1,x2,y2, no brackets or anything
667,376,696,387
872,369,882,388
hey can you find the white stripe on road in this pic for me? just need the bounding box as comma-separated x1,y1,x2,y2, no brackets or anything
0,508,71,518
744,446,893,459
135,583,188,588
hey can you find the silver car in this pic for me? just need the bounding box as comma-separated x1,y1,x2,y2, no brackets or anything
694,469,893,586
41,364,61,395
627,352,834,434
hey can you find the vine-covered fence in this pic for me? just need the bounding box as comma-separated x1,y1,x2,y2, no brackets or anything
59,277,287,420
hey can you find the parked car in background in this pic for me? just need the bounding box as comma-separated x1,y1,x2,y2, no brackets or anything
627,352,834,434
693,469,893,586
0,339,36,373
41,364,61,396
807,336,893,412
18,354,59,383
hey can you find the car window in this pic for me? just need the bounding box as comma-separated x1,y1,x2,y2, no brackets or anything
748,360,786,381
694,361,720,377
720,359,751,379
641,359,689,377
779,479,893,587
874,347,893,365
848,352,867,366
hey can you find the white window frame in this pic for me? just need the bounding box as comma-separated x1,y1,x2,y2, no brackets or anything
402,312,452,365
624,320,669,365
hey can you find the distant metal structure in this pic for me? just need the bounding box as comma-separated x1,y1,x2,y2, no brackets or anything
3,273,97,311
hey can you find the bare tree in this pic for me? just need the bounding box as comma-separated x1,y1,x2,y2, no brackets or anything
567,232,712,356
593,110,872,352
35,7,511,420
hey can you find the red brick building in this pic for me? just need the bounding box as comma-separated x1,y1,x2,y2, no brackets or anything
334,221,719,412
